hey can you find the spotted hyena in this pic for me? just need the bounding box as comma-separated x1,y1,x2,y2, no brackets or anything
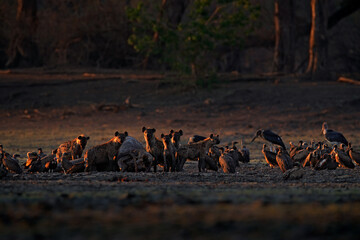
142,127,165,172
57,134,90,160
84,131,127,172
176,134,220,172
170,129,183,150
161,133,177,172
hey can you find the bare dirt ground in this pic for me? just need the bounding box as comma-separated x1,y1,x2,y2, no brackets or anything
1,69,360,239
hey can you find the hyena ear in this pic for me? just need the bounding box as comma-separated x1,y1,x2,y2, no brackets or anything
152,128,156,133
170,130,174,134
179,130,183,135
86,136,90,140
210,134,214,138
78,136,82,139
115,131,120,136
124,131,128,136
142,127,146,132
161,133,164,138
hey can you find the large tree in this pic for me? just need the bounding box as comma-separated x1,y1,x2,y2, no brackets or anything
6,0,39,68
306,0,328,75
273,0,295,74
273,0,360,76
305,0,359,76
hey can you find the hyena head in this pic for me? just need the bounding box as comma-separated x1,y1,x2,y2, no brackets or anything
113,131,128,147
142,127,156,142
170,129,183,148
209,134,220,145
76,135,90,149
160,133,172,147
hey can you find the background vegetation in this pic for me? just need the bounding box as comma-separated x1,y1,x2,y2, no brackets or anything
0,0,359,83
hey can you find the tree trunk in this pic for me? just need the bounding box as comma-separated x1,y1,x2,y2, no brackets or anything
6,0,39,68
306,0,328,76
273,0,295,73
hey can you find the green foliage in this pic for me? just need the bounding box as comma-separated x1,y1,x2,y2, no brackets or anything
127,0,260,86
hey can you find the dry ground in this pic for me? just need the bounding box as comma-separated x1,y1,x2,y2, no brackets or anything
1,69,360,239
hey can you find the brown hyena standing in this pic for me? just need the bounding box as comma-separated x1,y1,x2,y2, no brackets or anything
142,127,165,172
176,134,220,172
57,134,90,160
161,133,177,172
84,131,127,172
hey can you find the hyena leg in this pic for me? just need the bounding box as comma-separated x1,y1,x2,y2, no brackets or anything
129,152,138,173
170,153,176,172
118,155,131,172
84,158,95,172
163,153,169,172
179,156,187,171
198,157,206,172
153,158,158,173
145,154,153,172
106,154,119,171
175,153,181,171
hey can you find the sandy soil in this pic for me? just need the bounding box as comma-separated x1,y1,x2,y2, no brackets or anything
1,69,360,239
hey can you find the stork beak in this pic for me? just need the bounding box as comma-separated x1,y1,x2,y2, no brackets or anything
251,136,257,143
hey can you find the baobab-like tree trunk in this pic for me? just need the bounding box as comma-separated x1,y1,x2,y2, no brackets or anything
273,0,295,74
6,0,39,68
306,0,328,75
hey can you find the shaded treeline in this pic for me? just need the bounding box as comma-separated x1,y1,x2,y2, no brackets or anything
1,0,132,68
0,0,359,77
